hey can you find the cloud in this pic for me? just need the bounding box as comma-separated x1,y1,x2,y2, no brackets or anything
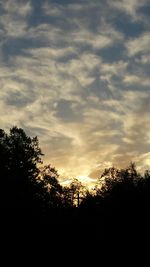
126,32,150,56
136,153,150,173
0,51,149,179
0,0,32,38
123,74,150,87
0,0,32,17
135,55,150,64
108,0,149,21
100,60,128,82
41,0,124,50
0,0,149,182
54,99,83,123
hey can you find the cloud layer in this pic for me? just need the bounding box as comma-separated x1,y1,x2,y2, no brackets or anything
0,0,150,184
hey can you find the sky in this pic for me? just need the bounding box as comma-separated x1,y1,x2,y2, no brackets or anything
0,0,150,187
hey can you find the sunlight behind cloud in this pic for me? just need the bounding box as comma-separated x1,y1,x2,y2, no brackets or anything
0,0,149,185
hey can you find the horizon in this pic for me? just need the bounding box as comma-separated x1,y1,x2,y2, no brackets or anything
0,0,150,186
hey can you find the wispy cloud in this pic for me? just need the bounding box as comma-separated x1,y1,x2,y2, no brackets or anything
0,0,32,38
0,0,149,181
108,0,149,21
126,32,150,56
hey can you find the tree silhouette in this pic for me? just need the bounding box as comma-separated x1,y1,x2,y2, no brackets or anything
37,165,63,208
98,163,141,210
0,126,43,209
63,178,86,207
1,125,150,234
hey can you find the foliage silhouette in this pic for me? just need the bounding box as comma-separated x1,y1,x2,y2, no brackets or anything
63,178,87,207
0,126,43,209
37,164,63,208
1,126,150,235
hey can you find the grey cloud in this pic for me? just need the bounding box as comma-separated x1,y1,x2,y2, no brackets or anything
41,1,124,50
21,125,50,139
48,134,74,153
89,78,113,100
4,88,36,107
108,0,149,21
0,0,32,17
0,0,32,39
54,99,83,123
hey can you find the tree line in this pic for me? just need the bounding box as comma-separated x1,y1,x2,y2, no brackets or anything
0,126,150,226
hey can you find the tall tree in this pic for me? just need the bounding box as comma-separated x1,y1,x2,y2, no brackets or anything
0,126,43,208
63,178,86,207
37,165,63,208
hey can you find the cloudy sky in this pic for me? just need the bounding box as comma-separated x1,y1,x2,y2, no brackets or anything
0,0,150,185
